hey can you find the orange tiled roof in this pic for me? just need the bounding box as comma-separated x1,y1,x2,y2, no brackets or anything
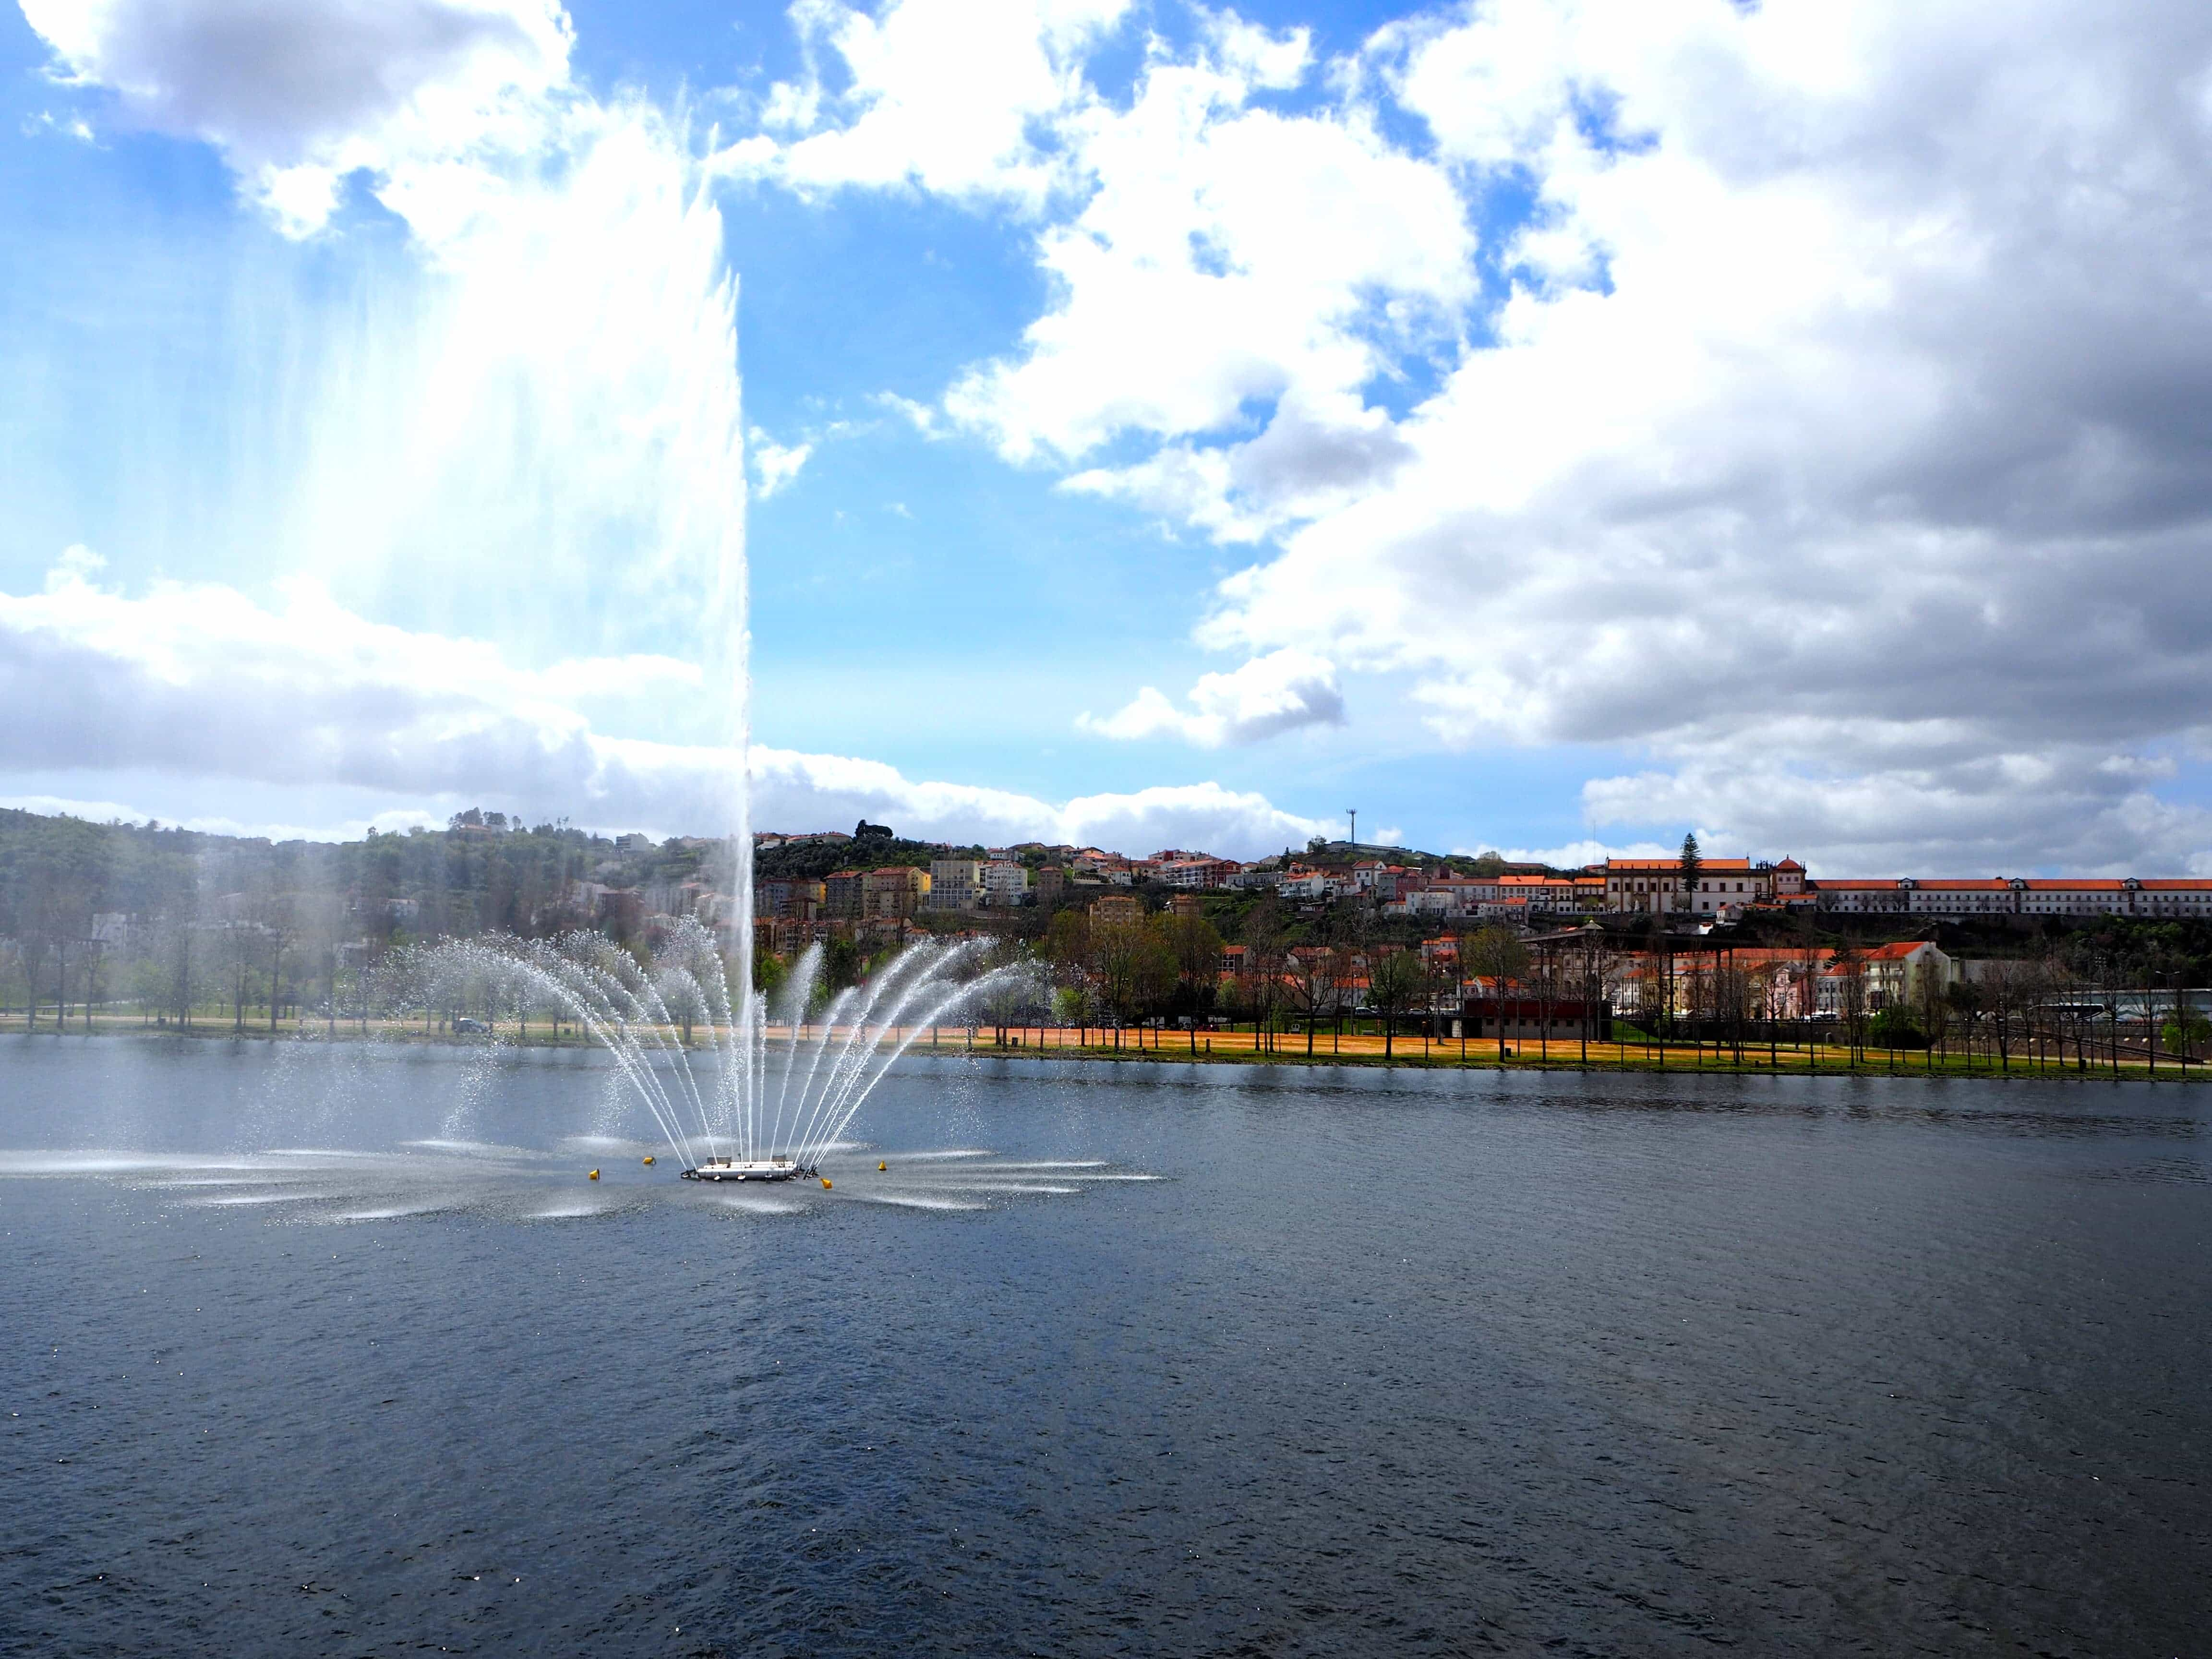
1608,857,1757,873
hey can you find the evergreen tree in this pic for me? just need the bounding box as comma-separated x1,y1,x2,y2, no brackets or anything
1678,831,1703,913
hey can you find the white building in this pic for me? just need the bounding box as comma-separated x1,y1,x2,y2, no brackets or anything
1816,941,1953,1014
1813,877,2212,919
1603,858,1777,917
981,860,1030,906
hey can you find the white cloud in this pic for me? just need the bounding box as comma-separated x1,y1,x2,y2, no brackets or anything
751,434,813,498
1580,752,2212,878
733,0,2212,871
40,0,2212,873
1465,838,1677,869
1079,649,1344,747
0,796,445,843
45,544,106,590
942,24,1470,524
22,108,99,143
752,753,1327,855
732,4,1467,543
714,0,1128,210
0,564,1327,855
870,392,941,436
22,0,574,236
1170,0,2212,870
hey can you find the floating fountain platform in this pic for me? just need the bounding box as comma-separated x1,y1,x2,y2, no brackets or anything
681,1157,811,1183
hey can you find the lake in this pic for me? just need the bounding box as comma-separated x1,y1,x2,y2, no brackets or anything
3,1035,2207,1655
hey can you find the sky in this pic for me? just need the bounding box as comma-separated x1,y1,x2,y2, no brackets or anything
3,0,2212,874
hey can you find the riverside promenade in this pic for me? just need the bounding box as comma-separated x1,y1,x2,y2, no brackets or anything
46,1011,2205,1079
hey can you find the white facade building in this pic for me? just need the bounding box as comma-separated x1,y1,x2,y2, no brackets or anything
1603,858,1776,916
1813,877,2212,919
981,860,1030,906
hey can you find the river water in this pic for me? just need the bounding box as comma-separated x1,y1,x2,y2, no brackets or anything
2,1035,2207,1656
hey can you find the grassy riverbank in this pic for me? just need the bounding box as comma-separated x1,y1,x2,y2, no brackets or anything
13,1012,2205,1080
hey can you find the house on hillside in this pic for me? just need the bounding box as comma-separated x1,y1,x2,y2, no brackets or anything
864,866,929,920
1819,941,1953,1014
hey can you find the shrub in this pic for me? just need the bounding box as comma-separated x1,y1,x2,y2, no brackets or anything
1866,1007,1927,1049
2161,1012,2211,1055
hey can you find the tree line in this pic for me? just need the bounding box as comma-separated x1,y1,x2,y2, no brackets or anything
0,808,717,1031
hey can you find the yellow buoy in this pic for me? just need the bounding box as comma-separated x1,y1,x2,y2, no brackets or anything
821,1177,833,1190
642,1155,654,1166
878,1161,887,1171
588,1169,600,1180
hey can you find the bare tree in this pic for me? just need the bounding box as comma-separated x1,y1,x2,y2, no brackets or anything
1046,908,1093,1045
145,912,205,1030
80,939,109,1033
1944,975,1985,1069
1241,900,1285,1053
214,919,260,1035
295,891,346,1036
2044,950,2086,1072
1912,954,1949,1073
1367,948,1424,1059
1093,915,1173,1046
1465,926,1531,1059
982,943,1035,1047
1833,945,1868,1063
1531,940,1560,1062
1792,921,1827,1069
1574,927,1614,1066
0,938,23,1025
249,879,301,1034
1982,957,2022,1072
1165,911,1224,1053
1281,947,1337,1058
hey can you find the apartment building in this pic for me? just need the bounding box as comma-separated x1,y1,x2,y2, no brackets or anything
864,866,930,920
1154,856,1239,890
756,878,826,921
824,870,866,919
1497,873,1580,910
927,859,983,911
981,859,1031,906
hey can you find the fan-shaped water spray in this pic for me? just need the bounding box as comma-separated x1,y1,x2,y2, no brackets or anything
409,920,1032,1177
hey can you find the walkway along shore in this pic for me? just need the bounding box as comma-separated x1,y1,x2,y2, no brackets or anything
17,1013,2206,1080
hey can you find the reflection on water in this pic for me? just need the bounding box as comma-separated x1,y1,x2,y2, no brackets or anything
2,1036,2208,1656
